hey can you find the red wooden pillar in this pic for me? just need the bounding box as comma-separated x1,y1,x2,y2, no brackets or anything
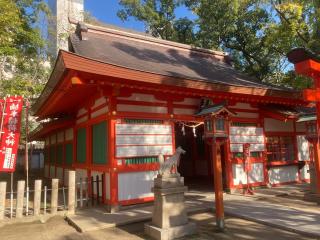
212,140,224,230
109,118,119,212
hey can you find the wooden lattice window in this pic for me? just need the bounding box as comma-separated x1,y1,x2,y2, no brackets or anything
56,144,63,164
65,143,73,165
50,145,56,164
92,121,107,165
76,128,86,163
266,136,295,162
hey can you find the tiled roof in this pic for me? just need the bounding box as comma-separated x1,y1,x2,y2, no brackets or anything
69,22,290,91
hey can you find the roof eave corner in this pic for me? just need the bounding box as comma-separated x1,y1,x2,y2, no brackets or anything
31,50,68,117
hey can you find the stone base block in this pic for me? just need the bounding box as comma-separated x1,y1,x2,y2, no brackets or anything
145,222,197,240
106,204,119,213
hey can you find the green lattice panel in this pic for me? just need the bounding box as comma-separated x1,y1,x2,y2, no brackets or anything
65,143,73,165
76,128,86,163
125,156,158,165
92,121,107,165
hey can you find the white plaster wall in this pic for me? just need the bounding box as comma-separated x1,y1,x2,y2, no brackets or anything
117,104,168,114
173,97,200,105
268,166,299,184
118,93,166,103
56,167,64,183
264,118,294,132
232,163,264,185
77,108,87,117
118,171,157,201
57,131,64,143
300,164,310,180
232,102,257,110
65,128,73,141
91,96,107,109
234,112,259,119
91,106,108,118
173,108,197,115
76,116,88,124
50,166,55,178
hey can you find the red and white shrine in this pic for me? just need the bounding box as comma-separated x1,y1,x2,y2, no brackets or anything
31,22,314,210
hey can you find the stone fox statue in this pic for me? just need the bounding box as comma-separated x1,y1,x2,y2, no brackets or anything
158,147,186,175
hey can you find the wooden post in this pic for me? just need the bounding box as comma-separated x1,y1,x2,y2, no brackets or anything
33,180,42,216
44,186,47,214
79,177,83,207
16,180,25,218
68,171,75,214
96,175,100,205
51,179,59,214
314,79,320,194
212,140,224,230
109,118,119,212
0,182,6,220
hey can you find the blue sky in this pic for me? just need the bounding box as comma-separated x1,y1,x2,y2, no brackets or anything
84,1,195,32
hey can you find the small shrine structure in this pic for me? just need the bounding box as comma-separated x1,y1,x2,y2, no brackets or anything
31,21,314,215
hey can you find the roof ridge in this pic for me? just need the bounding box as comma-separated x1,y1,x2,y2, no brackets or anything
69,18,228,59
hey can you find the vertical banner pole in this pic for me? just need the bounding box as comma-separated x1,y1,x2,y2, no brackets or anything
25,99,29,216
10,172,13,218
0,98,7,141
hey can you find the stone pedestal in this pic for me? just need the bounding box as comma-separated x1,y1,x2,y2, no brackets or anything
145,174,197,240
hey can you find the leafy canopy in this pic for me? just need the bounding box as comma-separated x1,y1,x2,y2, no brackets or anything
0,0,50,98
118,0,320,89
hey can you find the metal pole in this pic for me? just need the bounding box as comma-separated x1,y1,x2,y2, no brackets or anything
25,99,29,197
10,172,13,219
0,97,7,141
91,176,94,206
62,186,66,210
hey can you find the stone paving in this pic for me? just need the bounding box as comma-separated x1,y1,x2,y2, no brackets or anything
67,185,320,238
1,184,320,239
0,212,317,240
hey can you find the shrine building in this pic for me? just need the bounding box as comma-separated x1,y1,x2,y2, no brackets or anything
31,21,313,210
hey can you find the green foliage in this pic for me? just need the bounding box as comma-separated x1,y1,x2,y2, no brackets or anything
0,0,51,144
118,0,320,88
0,0,51,99
118,0,195,44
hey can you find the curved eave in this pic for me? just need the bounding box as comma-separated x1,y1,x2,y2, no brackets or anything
33,50,307,119
30,119,74,141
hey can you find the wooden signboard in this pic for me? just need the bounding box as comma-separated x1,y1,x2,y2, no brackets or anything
229,126,265,153
115,123,173,158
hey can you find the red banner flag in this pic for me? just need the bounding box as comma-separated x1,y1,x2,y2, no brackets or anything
0,96,23,172
243,143,252,172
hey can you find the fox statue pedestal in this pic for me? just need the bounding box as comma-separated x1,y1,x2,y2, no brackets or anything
145,173,197,240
